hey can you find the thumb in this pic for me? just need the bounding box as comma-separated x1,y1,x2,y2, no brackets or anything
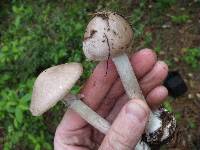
99,99,150,150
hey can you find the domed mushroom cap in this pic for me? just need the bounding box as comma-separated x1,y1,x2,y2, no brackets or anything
30,63,83,116
83,11,133,61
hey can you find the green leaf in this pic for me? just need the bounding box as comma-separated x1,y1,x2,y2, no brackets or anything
20,93,31,102
15,107,23,123
14,16,21,28
35,144,41,150
163,101,173,112
71,85,81,95
14,118,19,128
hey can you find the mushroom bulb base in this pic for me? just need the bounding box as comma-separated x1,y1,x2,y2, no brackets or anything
143,108,176,146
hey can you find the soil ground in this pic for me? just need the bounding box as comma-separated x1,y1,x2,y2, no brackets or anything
149,3,200,150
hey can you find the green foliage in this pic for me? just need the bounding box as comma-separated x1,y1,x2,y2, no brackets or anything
1,1,94,81
129,0,177,48
183,48,200,69
0,0,95,149
171,15,190,24
97,0,122,12
163,101,173,112
0,79,52,150
154,38,162,53
155,0,176,10
175,112,181,122
130,0,146,39
144,32,153,47
164,58,174,68
146,0,177,25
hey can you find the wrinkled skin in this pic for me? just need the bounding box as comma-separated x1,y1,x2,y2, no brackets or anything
54,49,169,150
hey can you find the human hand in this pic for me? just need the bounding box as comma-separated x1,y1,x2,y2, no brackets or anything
54,49,168,150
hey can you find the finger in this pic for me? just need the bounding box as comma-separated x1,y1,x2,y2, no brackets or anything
81,59,118,109
97,80,124,117
93,94,128,144
131,48,157,78
99,100,149,150
140,61,168,95
146,86,168,110
97,49,157,117
106,94,128,123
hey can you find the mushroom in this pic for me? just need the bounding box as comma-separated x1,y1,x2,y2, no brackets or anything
30,62,150,149
83,11,176,146
30,63,110,133
30,63,149,150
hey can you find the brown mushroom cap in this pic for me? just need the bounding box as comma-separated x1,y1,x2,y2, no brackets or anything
30,63,83,116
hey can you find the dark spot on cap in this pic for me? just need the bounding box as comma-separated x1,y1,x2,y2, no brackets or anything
113,30,117,35
84,30,97,41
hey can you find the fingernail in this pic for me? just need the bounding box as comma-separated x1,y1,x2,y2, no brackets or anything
126,102,148,122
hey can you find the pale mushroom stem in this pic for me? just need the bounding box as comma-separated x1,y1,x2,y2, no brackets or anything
65,99,110,134
62,98,150,150
112,53,162,133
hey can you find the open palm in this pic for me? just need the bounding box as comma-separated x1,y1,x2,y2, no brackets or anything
54,49,168,150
